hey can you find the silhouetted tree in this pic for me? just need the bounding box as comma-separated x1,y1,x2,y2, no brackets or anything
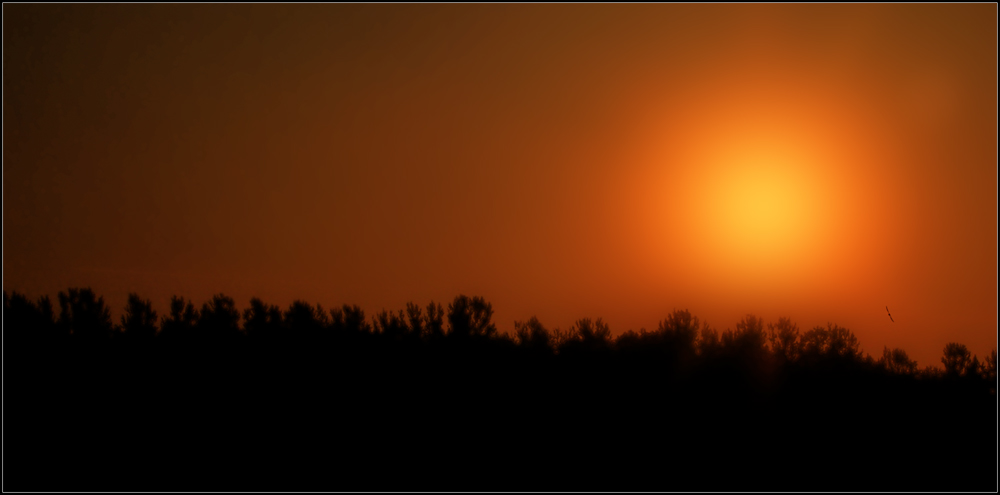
942,343,975,378
160,295,199,341
331,304,370,334
447,295,496,339
36,295,56,337
514,316,552,355
800,323,861,362
4,291,31,345
614,328,645,353
767,317,800,362
196,294,242,342
982,350,997,393
120,293,158,341
657,309,700,363
879,346,918,375
58,288,114,341
374,309,409,341
4,291,59,345
285,300,328,342
920,365,944,380
424,301,445,340
552,325,588,353
406,302,424,339
558,317,612,356
697,323,721,357
243,297,283,341
722,314,769,360
577,317,611,343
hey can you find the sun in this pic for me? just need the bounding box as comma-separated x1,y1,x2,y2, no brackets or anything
648,117,847,294
625,71,894,300
701,138,819,268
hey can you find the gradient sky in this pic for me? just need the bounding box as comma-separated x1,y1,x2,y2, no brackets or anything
4,4,996,367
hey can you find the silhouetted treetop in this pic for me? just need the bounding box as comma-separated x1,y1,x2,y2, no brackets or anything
4,291,58,344
197,294,241,341
374,308,410,341
243,297,282,341
160,295,198,341
4,287,997,389
447,295,496,339
514,316,552,354
657,309,700,358
879,346,919,375
768,317,800,362
719,314,769,365
556,317,613,356
121,293,157,341
942,342,977,378
424,301,445,340
800,323,862,361
284,300,328,340
58,288,114,341
330,304,369,334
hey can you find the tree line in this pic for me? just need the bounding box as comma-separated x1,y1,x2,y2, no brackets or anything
4,287,996,383
3,287,997,492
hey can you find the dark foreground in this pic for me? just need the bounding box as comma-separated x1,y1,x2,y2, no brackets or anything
6,341,996,492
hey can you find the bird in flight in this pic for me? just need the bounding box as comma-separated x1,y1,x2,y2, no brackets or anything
885,306,894,323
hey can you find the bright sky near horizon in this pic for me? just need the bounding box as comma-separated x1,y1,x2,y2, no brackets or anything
4,4,996,368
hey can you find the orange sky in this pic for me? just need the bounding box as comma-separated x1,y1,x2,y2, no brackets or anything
4,4,996,367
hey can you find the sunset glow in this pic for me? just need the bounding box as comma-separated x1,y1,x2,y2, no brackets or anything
3,3,995,368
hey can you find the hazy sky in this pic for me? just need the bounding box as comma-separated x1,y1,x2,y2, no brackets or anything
4,4,996,367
